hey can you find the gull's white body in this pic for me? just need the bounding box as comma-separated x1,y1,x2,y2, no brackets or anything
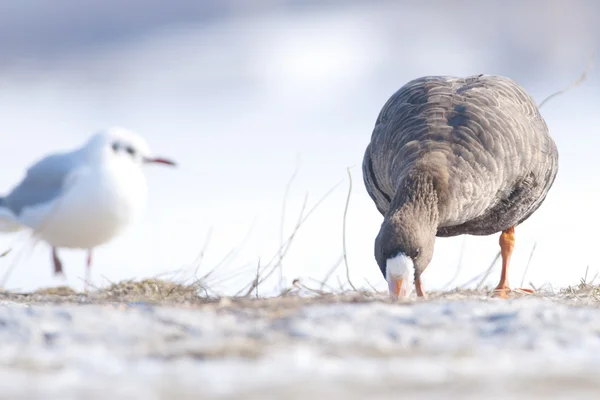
386,253,415,297
0,128,151,249
24,158,148,249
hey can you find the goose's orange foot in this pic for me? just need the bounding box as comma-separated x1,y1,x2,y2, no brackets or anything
493,284,535,299
514,288,535,294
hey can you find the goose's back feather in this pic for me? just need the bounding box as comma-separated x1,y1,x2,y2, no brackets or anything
363,74,558,236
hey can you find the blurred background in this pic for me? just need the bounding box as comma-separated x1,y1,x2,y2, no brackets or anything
0,0,598,294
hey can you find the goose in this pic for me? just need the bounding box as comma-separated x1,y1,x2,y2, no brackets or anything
362,74,558,298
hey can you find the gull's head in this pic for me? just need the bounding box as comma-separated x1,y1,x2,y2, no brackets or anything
85,127,176,167
384,253,415,298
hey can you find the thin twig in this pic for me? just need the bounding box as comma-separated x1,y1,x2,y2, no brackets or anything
0,230,32,285
475,250,501,290
243,259,261,298
520,242,537,287
320,256,343,291
199,247,236,281
205,262,256,285
0,234,38,289
538,51,594,109
308,276,337,293
458,250,501,290
200,215,259,284
192,227,214,279
255,259,261,298
245,193,308,292
99,274,116,288
75,277,106,294
443,236,467,290
587,267,599,287
343,167,358,291
293,278,329,296
278,191,309,261
236,180,344,295
278,155,301,289
364,278,381,293
302,285,328,296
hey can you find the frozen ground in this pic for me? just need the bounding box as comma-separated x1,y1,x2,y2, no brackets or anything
1,289,600,399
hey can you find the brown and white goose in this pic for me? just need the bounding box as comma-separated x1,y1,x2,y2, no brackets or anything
362,74,558,298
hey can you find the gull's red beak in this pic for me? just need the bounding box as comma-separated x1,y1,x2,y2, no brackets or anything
144,157,177,167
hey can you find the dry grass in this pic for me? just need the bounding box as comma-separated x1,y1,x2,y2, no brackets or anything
0,279,209,306
560,283,600,300
557,267,600,303
0,275,599,311
97,279,209,303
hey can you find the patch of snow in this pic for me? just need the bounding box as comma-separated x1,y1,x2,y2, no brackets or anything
0,299,600,398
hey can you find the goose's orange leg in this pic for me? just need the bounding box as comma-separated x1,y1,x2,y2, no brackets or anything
493,227,534,298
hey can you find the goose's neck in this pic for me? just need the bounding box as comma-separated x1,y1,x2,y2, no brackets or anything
388,172,440,228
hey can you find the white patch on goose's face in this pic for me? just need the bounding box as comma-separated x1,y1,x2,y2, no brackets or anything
386,253,415,298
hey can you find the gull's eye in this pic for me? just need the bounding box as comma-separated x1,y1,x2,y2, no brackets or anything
414,248,421,259
111,142,120,152
125,146,136,156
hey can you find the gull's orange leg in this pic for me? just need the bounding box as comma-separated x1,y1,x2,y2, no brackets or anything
415,276,426,298
493,226,534,298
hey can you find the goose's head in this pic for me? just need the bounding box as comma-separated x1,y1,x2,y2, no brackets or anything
374,212,436,299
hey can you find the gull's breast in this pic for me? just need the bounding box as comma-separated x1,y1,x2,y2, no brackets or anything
31,163,148,249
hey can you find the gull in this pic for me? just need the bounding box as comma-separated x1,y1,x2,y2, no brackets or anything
0,127,176,287
362,75,558,299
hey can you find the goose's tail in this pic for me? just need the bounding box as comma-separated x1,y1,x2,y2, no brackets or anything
0,198,22,233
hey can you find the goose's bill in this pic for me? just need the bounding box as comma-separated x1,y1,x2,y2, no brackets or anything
395,278,406,297
389,277,409,298
144,157,177,166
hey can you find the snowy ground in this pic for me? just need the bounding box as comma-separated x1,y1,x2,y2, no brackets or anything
1,290,600,399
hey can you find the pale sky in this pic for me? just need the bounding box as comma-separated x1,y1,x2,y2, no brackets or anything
0,1,598,294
